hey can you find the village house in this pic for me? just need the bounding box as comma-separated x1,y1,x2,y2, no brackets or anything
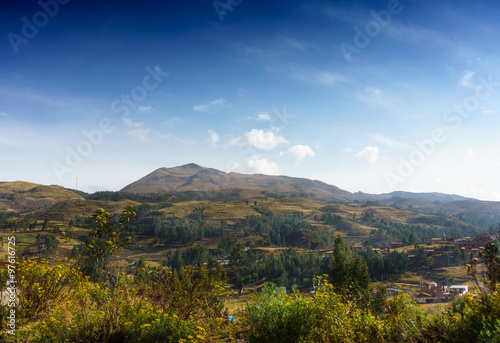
454,233,499,251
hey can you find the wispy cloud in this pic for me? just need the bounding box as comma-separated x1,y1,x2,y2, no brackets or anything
236,41,345,87
459,69,476,88
278,34,308,51
0,111,8,116
127,128,151,142
300,2,361,25
386,24,453,47
288,65,346,86
122,117,144,127
481,107,494,115
193,98,227,112
138,106,155,112
370,133,412,149
356,87,399,108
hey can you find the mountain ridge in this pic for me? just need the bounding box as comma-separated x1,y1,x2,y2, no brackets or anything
120,164,473,204
0,181,84,211
2,165,500,230
120,164,356,202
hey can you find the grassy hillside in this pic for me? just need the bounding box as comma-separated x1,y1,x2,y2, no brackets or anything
0,194,486,265
0,181,83,211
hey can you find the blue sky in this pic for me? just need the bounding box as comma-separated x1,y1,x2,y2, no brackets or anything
1,0,500,200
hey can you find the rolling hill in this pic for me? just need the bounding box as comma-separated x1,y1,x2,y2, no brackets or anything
0,181,83,211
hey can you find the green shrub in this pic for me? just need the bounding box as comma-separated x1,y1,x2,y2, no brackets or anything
243,283,317,343
123,303,205,343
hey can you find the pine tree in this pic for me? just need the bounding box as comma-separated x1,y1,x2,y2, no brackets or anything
330,234,371,306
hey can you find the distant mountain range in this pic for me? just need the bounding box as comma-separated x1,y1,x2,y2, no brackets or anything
118,164,500,230
120,163,472,204
1,164,499,230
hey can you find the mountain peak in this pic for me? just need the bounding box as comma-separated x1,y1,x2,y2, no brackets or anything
120,164,355,201
179,163,203,169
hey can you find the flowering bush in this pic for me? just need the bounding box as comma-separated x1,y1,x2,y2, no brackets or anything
123,303,205,343
4,259,81,321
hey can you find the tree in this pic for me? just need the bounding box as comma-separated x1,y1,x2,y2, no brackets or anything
183,244,207,266
41,217,49,231
229,243,246,266
481,241,500,291
330,234,371,305
65,206,135,283
44,234,60,256
169,250,184,271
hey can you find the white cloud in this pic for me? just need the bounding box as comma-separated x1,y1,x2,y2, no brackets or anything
278,35,308,51
257,113,271,121
138,106,154,112
127,128,151,142
0,111,8,116
356,87,399,108
123,117,144,127
247,156,280,175
386,24,453,47
159,134,170,140
459,69,476,88
466,147,475,158
208,129,219,145
356,146,380,164
370,133,412,149
481,107,493,115
231,129,287,151
280,145,315,163
193,98,227,112
289,65,345,86
343,147,355,153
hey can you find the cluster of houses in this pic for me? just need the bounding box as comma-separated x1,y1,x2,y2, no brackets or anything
453,233,499,250
413,282,469,304
422,233,499,259
424,232,498,250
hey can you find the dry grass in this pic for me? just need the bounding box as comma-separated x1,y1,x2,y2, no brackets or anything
418,301,451,315
226,292,254,313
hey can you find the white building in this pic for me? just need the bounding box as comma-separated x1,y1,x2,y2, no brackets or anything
449,285,468,295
